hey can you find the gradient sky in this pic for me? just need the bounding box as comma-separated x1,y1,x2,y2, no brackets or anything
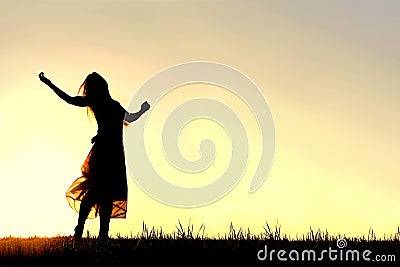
0,0,399,239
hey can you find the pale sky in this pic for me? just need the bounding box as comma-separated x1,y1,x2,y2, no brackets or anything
0,0,399,239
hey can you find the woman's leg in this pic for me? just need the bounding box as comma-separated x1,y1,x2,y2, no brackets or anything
99,200,113,240
74,191,96,239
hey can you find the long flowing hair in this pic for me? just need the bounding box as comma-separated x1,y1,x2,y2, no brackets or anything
77,72,130,126
77,72,111,121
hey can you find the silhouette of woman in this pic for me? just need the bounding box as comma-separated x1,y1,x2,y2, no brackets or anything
38,71,150,240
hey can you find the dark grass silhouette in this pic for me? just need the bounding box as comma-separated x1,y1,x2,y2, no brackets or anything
1,221,399,266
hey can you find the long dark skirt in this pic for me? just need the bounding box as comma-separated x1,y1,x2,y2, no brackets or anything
66,139,128,219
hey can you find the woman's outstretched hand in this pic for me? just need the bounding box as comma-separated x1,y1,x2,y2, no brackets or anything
38,72,51,85
141,101,150,112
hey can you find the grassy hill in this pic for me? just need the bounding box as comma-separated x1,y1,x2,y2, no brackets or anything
1,222,399,266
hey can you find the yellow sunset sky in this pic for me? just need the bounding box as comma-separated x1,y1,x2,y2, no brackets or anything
0,0,399,239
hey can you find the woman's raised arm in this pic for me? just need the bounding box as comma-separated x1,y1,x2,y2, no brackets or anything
38,72,88,107
125,101,150,122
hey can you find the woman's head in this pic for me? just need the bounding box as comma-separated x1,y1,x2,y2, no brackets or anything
78,72,111,101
